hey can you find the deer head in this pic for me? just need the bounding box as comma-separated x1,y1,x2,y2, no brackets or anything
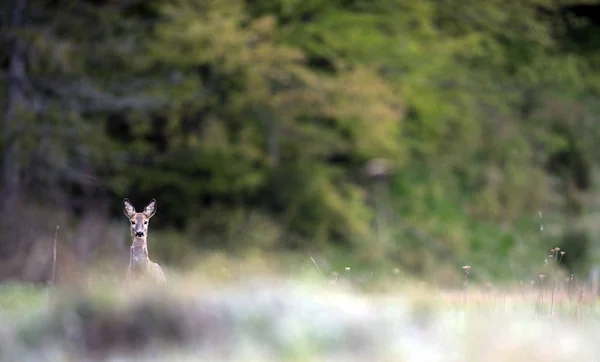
122,198,157,241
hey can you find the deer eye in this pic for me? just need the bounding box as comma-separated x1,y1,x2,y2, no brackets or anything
131,221,136,225
144,221,148,225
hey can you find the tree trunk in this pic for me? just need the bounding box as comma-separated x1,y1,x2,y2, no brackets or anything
1,0,28,249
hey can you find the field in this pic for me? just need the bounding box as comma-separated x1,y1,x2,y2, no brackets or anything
1,253,600,362
4,0,600,360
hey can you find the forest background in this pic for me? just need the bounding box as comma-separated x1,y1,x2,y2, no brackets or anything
2,0,600,287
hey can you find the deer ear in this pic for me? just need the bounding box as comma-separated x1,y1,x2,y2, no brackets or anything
123,198,136,218
143,199,157,219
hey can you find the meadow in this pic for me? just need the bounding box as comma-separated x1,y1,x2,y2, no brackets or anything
4,1,600,360
1,248,599,362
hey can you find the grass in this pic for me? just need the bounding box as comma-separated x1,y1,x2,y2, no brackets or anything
0,283,48,314
1,249,600,361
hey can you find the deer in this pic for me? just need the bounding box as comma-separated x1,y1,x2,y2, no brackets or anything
122,198,167,286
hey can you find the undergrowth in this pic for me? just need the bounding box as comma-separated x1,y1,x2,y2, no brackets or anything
1,246,600,361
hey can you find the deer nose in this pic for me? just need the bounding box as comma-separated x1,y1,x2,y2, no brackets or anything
135,231,144,237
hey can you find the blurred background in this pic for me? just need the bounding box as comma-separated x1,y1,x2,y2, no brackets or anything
1,0,600,287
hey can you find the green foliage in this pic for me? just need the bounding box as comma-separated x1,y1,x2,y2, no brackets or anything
3,0,600,280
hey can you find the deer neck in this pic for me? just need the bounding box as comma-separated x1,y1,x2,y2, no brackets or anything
131,237,150,264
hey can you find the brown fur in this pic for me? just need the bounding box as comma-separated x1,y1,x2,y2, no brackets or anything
122,198,166,286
